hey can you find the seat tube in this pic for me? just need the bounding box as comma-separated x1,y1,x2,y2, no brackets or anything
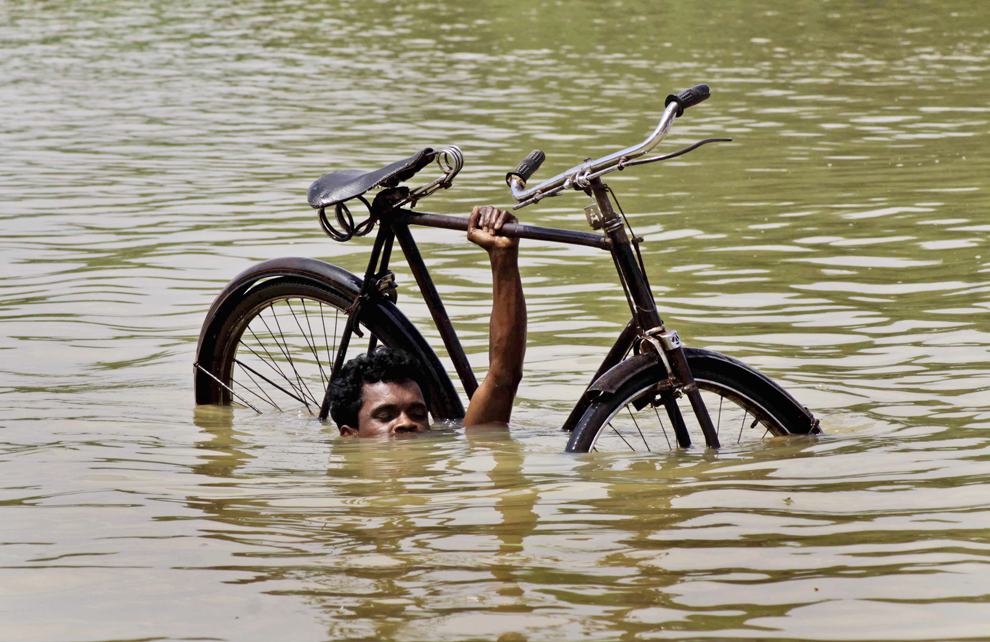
318,224,392,420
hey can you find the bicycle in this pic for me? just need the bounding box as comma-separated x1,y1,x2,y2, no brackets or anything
194,84,821,452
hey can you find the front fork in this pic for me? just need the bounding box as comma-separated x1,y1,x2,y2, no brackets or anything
644,329,720,449
588,178,721,449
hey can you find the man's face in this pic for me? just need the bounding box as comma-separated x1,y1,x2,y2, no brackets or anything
340,380,430,437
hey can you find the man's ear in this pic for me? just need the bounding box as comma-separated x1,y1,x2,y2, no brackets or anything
339,425,358,438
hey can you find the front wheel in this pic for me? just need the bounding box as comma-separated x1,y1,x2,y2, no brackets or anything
566,349,819,453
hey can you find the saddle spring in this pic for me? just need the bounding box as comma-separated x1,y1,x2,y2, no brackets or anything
319,194,375,243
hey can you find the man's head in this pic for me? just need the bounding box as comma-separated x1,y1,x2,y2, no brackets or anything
327,348,431,437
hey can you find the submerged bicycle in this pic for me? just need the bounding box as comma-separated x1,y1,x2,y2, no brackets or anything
194,84,821,452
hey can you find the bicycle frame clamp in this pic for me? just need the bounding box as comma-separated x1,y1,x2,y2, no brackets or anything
566,168,594,191
342,271,399,337
344,295,366,338
639,326,680,385
656,330,682,350
602,217,624,234
376,270,398,303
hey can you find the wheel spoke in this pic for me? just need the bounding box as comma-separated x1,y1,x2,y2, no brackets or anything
626,406,651,452
243,327,313,408
608,422,636,451
717,395,723,436
652,405,672,450
234,343,309,409
267,306,320,406
258,307,319,407
298,299,330,386
320,302,333,369
194,363,262,414
244,325,293,384
290,299,329,387
233,358,318,409
206,285,400,418
331,307,339,369
578,373,798,454
233,361,282,411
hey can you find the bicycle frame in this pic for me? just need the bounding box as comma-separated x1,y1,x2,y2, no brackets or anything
316,183,721,448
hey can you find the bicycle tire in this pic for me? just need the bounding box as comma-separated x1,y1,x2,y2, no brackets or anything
566,348,819,452
197,277,456,420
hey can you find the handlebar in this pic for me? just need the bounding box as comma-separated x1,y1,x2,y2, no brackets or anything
506,84,711,208
506,150,546,184
665,84,710,117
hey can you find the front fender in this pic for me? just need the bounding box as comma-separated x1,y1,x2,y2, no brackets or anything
559,320,640,433
587,353,666,395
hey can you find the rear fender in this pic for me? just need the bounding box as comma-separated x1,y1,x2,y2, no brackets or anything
196,257,361,362
194,257,464,419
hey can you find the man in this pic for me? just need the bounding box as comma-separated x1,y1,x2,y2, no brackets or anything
327,205,526,437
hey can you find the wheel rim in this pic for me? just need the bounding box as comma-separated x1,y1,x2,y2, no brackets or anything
587,378,789,452
218,292,381,414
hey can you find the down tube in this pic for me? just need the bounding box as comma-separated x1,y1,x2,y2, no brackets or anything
391,222,480,399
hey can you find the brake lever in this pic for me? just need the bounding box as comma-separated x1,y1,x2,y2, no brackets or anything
612,138,732,171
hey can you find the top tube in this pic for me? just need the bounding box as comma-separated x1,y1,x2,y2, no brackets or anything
400,210,608,251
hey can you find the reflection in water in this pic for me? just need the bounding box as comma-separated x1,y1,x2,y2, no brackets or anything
2,0,990,639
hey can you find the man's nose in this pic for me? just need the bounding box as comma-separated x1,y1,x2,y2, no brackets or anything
393,412,418,431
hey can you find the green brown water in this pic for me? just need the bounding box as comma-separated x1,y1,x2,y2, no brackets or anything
2,0,990,639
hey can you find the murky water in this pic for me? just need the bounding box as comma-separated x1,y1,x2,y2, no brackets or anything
2,0,990,639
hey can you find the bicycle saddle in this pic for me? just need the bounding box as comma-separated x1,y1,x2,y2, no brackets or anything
307,148,435,209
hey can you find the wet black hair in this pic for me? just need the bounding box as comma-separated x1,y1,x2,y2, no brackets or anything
327,348,430,429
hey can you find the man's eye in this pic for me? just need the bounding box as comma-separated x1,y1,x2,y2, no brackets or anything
374,412,398,422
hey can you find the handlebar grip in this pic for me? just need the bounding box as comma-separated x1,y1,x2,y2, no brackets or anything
665,84,710,117
506,150,546,185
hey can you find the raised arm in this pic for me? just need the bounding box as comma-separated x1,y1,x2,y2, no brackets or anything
463,206,527,426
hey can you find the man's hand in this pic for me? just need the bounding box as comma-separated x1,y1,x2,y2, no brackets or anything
463,205,526,427
467,206,518,253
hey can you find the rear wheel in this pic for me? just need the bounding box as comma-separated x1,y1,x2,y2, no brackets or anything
566,349,818,452
198,279,441,417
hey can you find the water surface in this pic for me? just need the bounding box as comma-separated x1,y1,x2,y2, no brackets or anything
2,0,990,639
